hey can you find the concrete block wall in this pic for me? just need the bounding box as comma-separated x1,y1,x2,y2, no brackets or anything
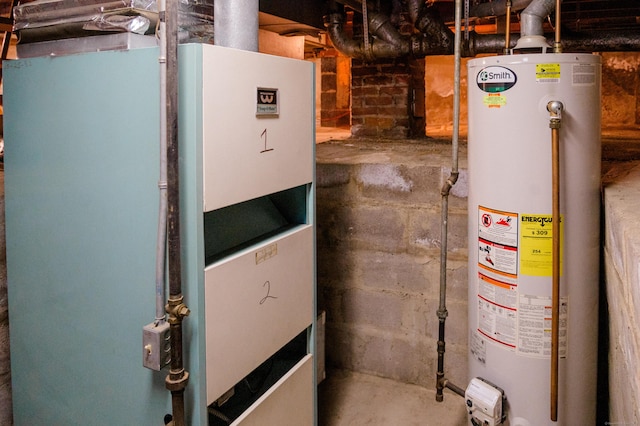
316,140,469,389
603,160,640,425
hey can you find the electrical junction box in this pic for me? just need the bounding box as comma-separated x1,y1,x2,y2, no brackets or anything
143,321,171,371
465,377,506,426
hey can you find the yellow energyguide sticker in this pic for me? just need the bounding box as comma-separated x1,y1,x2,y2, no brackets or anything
519,213,563,276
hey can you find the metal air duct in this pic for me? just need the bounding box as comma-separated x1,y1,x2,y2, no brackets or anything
214,0,259,51
514,0,556,50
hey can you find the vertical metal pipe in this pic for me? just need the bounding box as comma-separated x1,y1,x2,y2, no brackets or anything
504,0,512,54
550,124,560,421
547,100,563,422
164,0,190,424
554,0,562,52
166,0,180,301
436,0,462,402
214,0,259,51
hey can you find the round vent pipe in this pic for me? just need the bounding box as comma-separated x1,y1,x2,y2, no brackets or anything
214,0,259,51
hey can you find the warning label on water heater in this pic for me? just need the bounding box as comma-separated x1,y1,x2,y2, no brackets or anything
476,206,519,349
536,63,561,83
517,294,568,358
475,206,569,358
478,206,518,276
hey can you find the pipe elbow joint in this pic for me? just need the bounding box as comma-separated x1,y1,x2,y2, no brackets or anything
547,100,564,128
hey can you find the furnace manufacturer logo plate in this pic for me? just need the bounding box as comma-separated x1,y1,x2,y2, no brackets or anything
256,87,279,116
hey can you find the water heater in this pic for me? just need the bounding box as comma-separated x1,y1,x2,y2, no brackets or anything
467,53,601,425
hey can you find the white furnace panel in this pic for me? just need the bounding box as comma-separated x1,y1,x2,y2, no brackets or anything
201,44,314,212
204,225,314,404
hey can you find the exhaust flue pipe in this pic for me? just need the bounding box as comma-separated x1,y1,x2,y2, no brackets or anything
214,0,259,51
514,0,556,50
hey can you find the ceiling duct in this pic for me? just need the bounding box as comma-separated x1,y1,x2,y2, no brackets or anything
214,0,259,51
324,1,453,59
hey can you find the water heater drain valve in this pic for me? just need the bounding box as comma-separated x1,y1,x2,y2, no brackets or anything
465,377,506,426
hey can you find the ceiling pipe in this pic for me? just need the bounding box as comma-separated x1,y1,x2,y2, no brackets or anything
325,11,409,60
470,0,533,18
406,0,424,24
326,1,640,59
325,4,454,59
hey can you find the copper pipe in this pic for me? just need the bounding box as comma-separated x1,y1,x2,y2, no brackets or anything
504,0,512,54
554,0,562,52
547,100,563,422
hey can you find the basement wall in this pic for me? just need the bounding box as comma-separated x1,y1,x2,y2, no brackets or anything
424,52,640,137
316,140,469,388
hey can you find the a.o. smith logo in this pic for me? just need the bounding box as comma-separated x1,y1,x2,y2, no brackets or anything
477,66,517,93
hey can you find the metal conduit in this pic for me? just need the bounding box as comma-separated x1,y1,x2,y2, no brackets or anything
156,0,168,328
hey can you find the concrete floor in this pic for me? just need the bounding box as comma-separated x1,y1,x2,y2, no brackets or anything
318,370,468,426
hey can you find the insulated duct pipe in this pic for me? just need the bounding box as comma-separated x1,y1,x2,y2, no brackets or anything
469,30,640,55
469,0,533,18
327,3,640,59
324,9,454,59
324,12,409,60
165,0,190,424
214,0,259,51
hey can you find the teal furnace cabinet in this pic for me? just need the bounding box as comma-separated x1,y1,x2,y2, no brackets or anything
4,44,316,425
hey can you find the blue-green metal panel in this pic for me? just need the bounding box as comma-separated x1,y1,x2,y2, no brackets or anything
309,60,318,426
176,43,207,425
4,45,206,425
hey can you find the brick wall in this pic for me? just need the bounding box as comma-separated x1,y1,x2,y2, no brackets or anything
351,58,427,139
316,140,469,388
320,55,351,129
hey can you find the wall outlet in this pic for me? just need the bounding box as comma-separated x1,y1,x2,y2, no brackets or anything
143,321,171,371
